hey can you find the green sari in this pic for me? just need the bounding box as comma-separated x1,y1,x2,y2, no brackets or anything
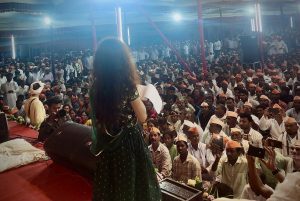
90,87,161,201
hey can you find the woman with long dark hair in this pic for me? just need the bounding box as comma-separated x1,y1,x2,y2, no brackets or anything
90,38,161,201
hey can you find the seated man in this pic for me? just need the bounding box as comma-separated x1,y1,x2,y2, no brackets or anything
38,96,65,141
256,139,293,189
24,81,46,129
172,134,201,183
187,126,209,170
244,140,300,201
148,127,172,179
210,140,248,198
162,130,178,162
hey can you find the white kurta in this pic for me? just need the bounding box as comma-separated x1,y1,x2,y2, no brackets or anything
24,96,46,127
278,130,300,157
241,128,263,148
259,116,286,140
188,142,209,168
17,85,29,96
1,81,18,108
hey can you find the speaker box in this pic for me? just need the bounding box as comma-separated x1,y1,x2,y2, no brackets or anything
44,122,97,178
240,35,260,63
160,178,202,201
0,112,9,143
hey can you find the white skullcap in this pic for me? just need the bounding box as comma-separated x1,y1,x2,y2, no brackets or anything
29,81,44,95
227,111,238,118
244,102,253,108
201,102,209,107
211,117,224,128
230,127,242,133
175,133,188,143
260,95,270,101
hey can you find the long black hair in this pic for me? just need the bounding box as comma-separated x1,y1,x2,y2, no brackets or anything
92,38,140,127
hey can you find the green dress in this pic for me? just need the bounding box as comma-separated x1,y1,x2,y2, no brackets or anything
90,87,161,201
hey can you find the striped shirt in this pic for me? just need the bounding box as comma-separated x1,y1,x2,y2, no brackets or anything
172,153,201,183
149,143,172,178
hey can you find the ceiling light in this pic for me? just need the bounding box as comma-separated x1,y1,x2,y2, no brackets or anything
173,13,182,22
44,16,52,25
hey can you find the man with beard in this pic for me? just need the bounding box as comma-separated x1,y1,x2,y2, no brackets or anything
198,102,214,130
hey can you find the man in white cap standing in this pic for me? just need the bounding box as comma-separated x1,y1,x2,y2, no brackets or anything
24,81,46,129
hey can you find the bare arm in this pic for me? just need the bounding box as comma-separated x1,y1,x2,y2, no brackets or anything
131,97,147,123
260,147,285,183
247,155,273,199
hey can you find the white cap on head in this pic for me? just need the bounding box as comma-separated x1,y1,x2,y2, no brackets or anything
29,81,44,95
201,102,209,107
175,133,188,143
230,127,242,133
260,95,270,101
244,102,252,108
211,117,224,128
227,111,238,118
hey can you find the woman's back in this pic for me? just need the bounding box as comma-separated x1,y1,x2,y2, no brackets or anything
91,38,161,201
